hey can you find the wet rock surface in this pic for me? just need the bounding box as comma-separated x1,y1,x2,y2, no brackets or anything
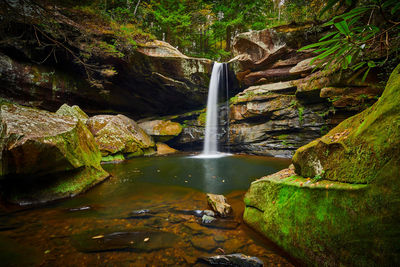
206,193,232,217
200,253,264,267
72,229,179,252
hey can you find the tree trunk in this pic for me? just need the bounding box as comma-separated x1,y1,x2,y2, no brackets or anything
133,0,141,16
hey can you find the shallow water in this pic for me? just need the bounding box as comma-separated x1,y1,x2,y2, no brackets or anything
0,154,295,266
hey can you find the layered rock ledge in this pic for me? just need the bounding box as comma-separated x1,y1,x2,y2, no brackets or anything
243,64,400,266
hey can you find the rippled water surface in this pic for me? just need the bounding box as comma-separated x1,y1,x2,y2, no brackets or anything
0,154,295,266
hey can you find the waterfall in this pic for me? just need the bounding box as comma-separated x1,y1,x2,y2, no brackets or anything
198,62,229,158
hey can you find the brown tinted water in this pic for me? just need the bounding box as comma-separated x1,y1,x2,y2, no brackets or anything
0,154,296,266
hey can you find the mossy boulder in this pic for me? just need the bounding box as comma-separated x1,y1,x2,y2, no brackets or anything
0,104,109,204
138,120,182,142
56,104,89,124
243,64,400,266
86,114,155,161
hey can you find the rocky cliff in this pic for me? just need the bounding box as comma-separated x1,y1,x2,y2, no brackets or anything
0,0,212,117
243,64,400,266
227,27,383,157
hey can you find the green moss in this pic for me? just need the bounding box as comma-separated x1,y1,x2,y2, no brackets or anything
126,148,144,158
277,134,289,140
229,95,239,104
101,153,125,162
298,106,304,124
244,171,397,267
197,112,207,126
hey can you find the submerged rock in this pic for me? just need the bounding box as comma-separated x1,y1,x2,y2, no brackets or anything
243,64,400,266
200,253,264,267
72,228,178,253
190,235,218,252
86,114,155,160
0,104,108,204
170,208,204,217
68,206,91,212
201,217,240,230
206,193,232,217
127,209,156,219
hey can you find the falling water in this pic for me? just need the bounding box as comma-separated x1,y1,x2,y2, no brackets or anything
200,62,225,157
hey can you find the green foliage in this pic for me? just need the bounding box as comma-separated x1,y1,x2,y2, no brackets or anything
299,0,400,81
298,106,305,123
313,170,325,181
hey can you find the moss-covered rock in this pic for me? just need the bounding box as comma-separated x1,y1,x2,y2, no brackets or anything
0,104,108,204
56,104,89,124
138,120,182,142
86,114,155,161
243,64,400,266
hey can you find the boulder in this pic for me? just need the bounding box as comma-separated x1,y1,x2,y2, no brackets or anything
56,104,89,124
0,104,108,204
86,115,155,160
243,64,400,266
139,120,182,142
156,142,178,155
206,193,232,217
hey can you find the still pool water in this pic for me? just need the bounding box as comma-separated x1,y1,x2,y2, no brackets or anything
0,154,296,266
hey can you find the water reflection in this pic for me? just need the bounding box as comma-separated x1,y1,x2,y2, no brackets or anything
202,158,220,193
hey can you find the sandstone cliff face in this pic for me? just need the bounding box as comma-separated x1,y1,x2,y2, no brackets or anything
227,27,383,157
0,0,212,117
243,64,400,266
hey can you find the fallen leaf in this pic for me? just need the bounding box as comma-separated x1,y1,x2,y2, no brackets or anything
92,235,104,239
